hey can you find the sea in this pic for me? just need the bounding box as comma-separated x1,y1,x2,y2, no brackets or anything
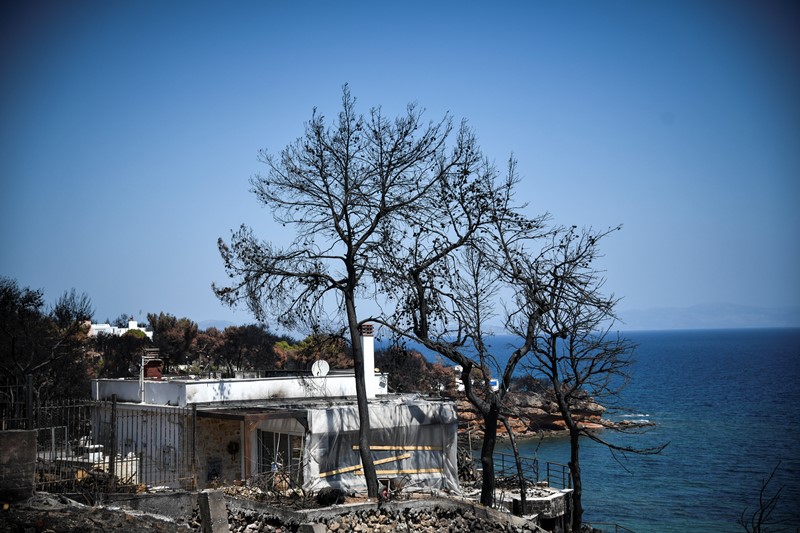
381,328,800,532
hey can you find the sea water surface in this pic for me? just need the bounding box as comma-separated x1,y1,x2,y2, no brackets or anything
383,328,800,532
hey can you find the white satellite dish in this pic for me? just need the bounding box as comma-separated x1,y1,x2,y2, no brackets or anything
311,359,330,377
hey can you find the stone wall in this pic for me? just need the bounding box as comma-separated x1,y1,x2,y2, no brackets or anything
196,417,243,486
105,491,198,524
0,430,37,502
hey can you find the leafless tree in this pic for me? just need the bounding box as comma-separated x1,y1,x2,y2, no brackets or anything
375,158,549,506
213,85,482,497
506,226,666,531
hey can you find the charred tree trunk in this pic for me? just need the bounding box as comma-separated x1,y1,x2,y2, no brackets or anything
345,295,378,497
501,415,527,516
479,403,500,506
568,427,582,532
554,379,584,531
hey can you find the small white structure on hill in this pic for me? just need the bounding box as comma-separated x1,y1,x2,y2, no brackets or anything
89,319,153,340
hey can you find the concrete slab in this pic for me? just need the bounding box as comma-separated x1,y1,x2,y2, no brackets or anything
199,489,230,533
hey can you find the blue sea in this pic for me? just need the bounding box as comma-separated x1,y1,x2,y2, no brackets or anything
383,328,800,532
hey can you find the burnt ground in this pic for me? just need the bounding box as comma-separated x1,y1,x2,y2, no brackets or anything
0,494,194,533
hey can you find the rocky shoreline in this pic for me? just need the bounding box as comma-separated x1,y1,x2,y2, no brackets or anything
454,391,608,441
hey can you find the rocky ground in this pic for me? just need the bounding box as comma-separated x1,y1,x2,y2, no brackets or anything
0,493,194,532
1,491,546,533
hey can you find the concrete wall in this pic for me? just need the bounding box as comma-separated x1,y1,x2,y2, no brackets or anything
92,373,389,407
143,381,186,406
183,375,365,404
105,491,198,523
0,430,36,501
93,379,142,403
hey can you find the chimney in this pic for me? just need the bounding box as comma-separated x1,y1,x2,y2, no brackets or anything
359,323,377,399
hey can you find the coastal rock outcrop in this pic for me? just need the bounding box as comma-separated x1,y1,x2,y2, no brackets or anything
455,391,606,439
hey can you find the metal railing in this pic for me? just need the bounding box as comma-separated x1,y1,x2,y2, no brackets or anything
492,452,572,490
92,397,196,491
545,461,571,490
2,379,197,495
493,451,539,484
0,378,34,430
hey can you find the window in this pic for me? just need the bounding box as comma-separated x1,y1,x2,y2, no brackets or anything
257,430,303,485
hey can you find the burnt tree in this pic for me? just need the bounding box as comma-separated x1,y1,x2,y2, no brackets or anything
214,85,482,497
506,226,666,531
376,159,548,506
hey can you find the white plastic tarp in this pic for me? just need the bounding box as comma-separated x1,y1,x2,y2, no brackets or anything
304,397,459,493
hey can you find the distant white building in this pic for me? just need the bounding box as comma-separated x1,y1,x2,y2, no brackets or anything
88,319,153,340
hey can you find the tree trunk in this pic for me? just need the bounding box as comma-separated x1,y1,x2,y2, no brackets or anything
569,427,582,532
345,296,378,497
552,370,583,532
479,404,500,506
501,415,527,516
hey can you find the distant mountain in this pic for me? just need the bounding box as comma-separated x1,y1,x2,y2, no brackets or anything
197,319,238,331
617,303,800,331
198,305,800,333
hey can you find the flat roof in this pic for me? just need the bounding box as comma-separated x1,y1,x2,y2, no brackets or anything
193,394,452,417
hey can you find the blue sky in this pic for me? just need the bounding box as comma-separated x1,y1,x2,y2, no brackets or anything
1,1,798,327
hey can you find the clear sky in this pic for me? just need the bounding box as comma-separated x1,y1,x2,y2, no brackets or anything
1,0,798,327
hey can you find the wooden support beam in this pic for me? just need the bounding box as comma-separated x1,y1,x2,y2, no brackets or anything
357,468,444,476
243,419,254,480
319,453,412,478
352,445,443,451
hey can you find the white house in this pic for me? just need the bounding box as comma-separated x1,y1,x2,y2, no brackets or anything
90,324,459,493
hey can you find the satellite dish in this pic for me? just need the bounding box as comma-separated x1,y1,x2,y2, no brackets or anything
311,360,330,377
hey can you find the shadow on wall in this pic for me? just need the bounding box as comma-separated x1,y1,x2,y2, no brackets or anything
213,381,232,402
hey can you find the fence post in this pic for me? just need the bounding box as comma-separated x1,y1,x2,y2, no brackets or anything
191,404,197,490
108,395,117,491
25,374,34,430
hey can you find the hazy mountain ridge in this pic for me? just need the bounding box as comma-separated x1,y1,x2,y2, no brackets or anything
198,304,800,334
197,319,237,331
617,303,800,331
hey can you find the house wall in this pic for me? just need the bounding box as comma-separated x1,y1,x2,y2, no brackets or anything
143,382,186,406
181,374,386,404
93,379,142,403
195,417,243,486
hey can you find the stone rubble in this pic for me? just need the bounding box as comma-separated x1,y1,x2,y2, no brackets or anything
221,500,545,533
